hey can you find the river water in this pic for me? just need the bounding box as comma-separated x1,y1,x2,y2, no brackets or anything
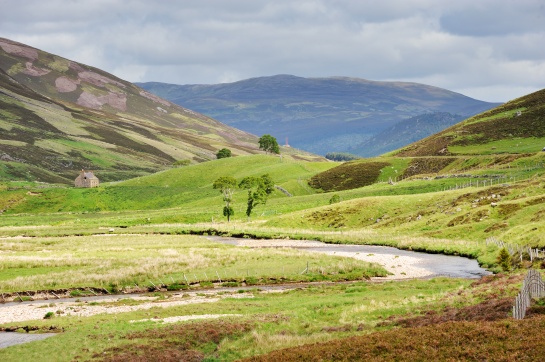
206,236,491,279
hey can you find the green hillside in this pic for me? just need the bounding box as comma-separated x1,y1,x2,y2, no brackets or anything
0,155,336,215
1,38,323,184
395,88,545,157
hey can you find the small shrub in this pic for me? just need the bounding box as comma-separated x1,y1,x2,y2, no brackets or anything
44,312,54,319
245,276,259,285
329,194,341,204
497,248,511,272
167,283,188,291
222,281,240,287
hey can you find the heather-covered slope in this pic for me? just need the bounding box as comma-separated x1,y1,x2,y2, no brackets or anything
138,75,501,155
395,88,545,157
0,38,266,183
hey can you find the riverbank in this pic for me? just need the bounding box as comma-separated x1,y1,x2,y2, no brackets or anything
229,238,433,279
208,237,490,280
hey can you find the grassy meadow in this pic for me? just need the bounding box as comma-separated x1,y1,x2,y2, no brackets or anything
0,234,387,293
3,121,545,359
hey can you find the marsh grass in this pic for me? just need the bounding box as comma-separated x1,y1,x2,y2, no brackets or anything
0,234,386,292
0,278,473,362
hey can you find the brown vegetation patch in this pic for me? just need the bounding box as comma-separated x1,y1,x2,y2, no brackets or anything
526,196,545,206
93,319,253,362
484,222,509,233
447,209,489,227
402,157,456,178
389,298,513,328
309,161,390,192
84,125,175,162
242,315,545,361
451,186,511,207
497,203,522,218
531,210,545,222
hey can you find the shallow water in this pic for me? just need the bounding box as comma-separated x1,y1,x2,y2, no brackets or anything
208,236,491,279
0,332,55,349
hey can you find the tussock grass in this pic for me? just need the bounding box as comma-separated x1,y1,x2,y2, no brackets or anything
0,234,386,292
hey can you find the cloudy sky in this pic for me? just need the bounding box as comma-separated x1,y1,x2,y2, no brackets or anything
1,0,544,102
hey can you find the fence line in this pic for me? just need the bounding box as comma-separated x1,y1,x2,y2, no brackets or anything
486,237,544,262
513,269,545,319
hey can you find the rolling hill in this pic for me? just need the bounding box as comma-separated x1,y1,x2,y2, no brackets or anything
0,37,296,184
137,75,501,156
395,88,545,157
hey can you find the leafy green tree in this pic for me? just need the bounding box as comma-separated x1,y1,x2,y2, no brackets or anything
213,176,237,222
258,134,280,154
216,148,232,159
238,174,274,218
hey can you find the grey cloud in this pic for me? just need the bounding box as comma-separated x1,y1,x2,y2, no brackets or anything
440,0,545,36
0,0,544,102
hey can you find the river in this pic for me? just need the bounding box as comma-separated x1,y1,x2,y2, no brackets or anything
206,236,491,280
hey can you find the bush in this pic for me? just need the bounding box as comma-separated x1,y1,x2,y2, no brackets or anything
245,276,259,285
44,311,54,319
167,283,188,291
216,148,232,159
329,194,341,204
222,281,240,287
497,248,511,272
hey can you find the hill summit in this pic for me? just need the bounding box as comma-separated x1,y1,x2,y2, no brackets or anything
138,75,501,156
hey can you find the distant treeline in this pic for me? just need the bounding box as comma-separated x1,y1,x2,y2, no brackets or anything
325,152,361,161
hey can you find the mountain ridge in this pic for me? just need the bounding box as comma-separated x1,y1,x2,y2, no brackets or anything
137,75,501,155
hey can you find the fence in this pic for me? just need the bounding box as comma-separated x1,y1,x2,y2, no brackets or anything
486,237,544,262
513,269,545,319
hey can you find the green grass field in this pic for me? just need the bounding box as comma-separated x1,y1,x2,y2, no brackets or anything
2,134,545,359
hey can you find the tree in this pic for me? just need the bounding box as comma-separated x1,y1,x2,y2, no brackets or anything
258,134,280,154
216,148,232,159
213,176,237,222
238,174,275,218
497,247,511,272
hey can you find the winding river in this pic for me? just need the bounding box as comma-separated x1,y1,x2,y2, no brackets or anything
207,236,492,280
0,235,491,349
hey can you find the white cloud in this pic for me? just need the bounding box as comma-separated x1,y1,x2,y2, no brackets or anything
0,0,544,102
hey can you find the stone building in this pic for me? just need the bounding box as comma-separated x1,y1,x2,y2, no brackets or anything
75,170,99,188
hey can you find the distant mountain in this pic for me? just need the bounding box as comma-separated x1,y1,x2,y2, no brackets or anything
350,112,466,157
0,38,267,183
137,75,501,156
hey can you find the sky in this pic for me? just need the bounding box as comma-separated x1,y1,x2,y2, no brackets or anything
1,0,544,102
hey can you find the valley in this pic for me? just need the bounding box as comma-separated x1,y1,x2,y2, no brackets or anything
1,37,545,361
